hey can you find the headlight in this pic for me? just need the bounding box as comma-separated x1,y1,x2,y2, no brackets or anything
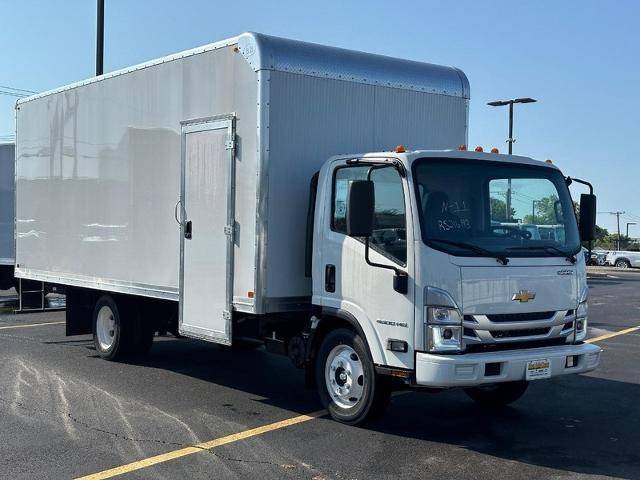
427,325,462,352
425,304,463,352
575,286,588,342
427,307,462,324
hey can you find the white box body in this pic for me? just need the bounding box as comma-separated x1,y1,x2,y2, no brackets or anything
15,32,469,314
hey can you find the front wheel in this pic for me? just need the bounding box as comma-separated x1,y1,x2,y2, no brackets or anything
464,381,529,407
315,328,390,425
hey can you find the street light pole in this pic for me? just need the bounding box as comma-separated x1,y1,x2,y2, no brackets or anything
488,97,537,221
508,102,514,155
488,97,537,155
96,0,104,76
627,222,636,238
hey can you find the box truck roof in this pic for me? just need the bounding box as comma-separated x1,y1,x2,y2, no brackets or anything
17,32,469,105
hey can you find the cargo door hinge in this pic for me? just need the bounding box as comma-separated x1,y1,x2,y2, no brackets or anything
223,310,232,320
225,139,235,150
224,225,234,241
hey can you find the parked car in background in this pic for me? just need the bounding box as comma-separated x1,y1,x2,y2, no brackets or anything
606,250,640,269
591,249,609,266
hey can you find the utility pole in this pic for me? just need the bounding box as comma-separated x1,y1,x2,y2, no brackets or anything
601,211,625,250
96,0,104,76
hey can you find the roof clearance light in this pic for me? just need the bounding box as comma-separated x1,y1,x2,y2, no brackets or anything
545,159,553,164
491,147,499,154
394,144,406,153
475,146,484,152
458,144,467,151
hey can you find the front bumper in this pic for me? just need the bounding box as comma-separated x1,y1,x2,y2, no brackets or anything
415,343,601,387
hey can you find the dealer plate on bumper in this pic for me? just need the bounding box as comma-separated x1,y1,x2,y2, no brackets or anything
526,358,551,380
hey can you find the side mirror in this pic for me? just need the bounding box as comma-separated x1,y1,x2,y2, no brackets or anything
579,193,597,241
346,180,374,237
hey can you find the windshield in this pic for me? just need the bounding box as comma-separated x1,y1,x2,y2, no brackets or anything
412,157,580,257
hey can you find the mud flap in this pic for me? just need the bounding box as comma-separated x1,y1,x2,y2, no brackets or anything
65,287,95,336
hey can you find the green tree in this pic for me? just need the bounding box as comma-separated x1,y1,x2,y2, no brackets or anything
522,194,559,225
490,197,516,222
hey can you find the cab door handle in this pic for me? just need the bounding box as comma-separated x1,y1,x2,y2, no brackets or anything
325,264,335,292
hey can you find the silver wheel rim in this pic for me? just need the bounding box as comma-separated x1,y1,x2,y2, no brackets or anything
325,344,365,409
96,305,116,351
618,261,628,269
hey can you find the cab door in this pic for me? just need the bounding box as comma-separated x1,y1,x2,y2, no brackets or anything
319,161,415,368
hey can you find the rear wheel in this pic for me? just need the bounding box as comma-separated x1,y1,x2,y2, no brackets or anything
93,295,154,360
464,381,529,407
315,328,390,424
93,295,127,360
615,259,630,269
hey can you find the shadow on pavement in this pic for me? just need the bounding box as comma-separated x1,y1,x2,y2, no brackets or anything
116,336,639,479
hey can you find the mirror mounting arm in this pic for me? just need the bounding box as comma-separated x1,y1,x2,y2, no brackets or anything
364,238,408,294
566,176,594,195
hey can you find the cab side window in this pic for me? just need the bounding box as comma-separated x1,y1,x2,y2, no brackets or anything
333,166,407,264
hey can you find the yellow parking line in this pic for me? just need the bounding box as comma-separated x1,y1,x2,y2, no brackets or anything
75,410,325,480
586,325,640,344
0,321,65,330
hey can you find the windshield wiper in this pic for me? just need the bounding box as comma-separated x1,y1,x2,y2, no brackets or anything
507,245,577,264
429,238,509,265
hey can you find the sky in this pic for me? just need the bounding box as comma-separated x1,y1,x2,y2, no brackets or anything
1,0,639,235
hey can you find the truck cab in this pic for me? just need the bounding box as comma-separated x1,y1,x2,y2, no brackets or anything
309,148,601,422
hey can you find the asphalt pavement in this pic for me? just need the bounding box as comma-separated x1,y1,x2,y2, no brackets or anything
0,273,639,479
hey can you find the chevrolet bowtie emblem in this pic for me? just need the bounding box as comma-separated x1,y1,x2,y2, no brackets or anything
512,290,536,302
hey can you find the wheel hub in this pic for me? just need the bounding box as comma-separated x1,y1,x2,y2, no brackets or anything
96,305,116,351
325,345,365,409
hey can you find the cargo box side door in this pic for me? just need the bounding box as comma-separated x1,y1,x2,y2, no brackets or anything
179,116,235,344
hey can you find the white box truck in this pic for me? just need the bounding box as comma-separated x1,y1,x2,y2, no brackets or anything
15,33,601,424
0,143,15,290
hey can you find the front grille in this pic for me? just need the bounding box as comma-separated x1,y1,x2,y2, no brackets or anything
490,327,550,338
486,311,555,322
465,337,567,353
463,327,477,338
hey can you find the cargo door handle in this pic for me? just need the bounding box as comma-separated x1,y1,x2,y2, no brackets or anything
184,221,192,239
325,264,335,293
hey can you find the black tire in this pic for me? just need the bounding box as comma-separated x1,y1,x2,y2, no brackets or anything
615,259,630,269
315,328,391,425
93,295,154,360
464,381,529,407
93,295,130,360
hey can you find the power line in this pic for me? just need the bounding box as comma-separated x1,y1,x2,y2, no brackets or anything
0,89,28,98
0,85,37,94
